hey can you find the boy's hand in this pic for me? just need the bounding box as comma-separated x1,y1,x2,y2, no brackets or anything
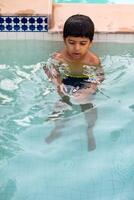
90,79,100,85
44,67,52,80
57,84,67,96
43,64,63,87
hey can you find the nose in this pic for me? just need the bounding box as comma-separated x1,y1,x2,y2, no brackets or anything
74,43,80,51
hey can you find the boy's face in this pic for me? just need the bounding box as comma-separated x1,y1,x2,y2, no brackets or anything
64,36,92,60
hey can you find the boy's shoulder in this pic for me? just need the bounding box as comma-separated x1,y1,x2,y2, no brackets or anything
87,51,100,66
52,52,63,60
52,51,68,64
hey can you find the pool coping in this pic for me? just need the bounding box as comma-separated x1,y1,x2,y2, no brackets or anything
0,32,133,43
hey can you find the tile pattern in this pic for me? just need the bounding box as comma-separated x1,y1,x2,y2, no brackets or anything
0,16,48,32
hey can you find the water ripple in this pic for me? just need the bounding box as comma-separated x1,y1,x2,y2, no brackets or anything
0,79,18,91
0,92,13,104
14,115,33,127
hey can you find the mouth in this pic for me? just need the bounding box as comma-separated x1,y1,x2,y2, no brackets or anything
72,53,81,58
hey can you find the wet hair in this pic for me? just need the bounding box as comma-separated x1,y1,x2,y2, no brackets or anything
63,14,95,41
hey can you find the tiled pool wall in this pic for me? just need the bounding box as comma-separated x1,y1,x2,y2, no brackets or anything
0,0,134,42
0,0,52,39
0,31,134,43
0,26,133,43
0,16,48,32
0,15,48,40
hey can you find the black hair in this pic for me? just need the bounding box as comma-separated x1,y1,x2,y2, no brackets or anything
63,14,95,41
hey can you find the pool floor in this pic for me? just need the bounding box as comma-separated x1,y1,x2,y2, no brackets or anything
0,40,134,200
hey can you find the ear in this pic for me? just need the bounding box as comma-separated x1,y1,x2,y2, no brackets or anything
63,38,67,45
88,41,93,48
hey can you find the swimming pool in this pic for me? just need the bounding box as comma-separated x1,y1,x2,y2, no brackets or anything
55,0,134,3
0,40,134,200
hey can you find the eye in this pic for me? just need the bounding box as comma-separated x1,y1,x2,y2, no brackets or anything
68,41,75,45
80,42,87,45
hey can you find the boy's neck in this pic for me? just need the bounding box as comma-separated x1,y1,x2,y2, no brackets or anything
63,49,89,63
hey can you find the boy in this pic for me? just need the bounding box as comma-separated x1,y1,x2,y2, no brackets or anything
44,14,104,150
44,14,104,104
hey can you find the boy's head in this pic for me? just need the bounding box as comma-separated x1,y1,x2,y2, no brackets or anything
63,14,95,42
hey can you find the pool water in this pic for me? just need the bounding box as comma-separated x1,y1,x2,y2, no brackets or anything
0,40,134,200
55,0,134,4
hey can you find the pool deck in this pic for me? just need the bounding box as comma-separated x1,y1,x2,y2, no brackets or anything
50,3,134,33
0,0,52,16
0,0,134,42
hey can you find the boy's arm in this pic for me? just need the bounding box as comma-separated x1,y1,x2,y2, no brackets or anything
92,54,105,84
43,64,62,85
88,52,104,84
96,65,105,83
43,64,67,97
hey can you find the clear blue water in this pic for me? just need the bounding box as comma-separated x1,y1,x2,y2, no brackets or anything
55,0,134,4
0,40,134,200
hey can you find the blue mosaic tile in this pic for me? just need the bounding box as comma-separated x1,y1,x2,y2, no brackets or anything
0,16,48,32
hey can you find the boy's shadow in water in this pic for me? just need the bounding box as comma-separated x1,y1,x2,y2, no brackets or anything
45,98,97,152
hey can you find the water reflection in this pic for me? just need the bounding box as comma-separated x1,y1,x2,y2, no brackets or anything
45,101,97,151
0,179,17,200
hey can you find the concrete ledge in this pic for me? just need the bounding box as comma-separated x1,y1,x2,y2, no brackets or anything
50,3,134,33
0,0,52,16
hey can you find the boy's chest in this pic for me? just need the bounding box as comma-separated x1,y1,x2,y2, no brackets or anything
61,64,97,78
